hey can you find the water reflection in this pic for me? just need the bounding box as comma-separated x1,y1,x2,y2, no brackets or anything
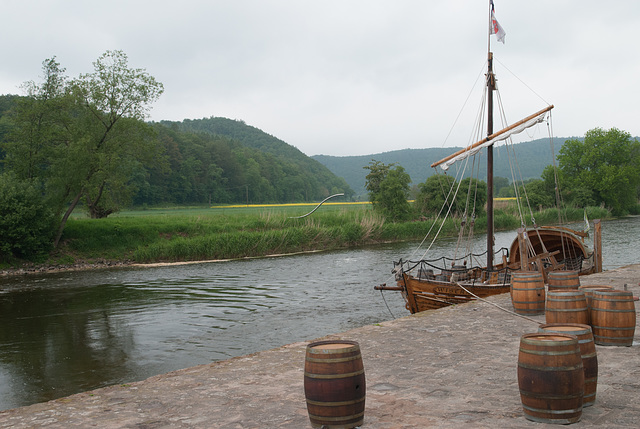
0,284,137,407
0,248,412,410
0,216,637,410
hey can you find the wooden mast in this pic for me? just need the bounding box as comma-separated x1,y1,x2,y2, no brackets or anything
487,52,495,271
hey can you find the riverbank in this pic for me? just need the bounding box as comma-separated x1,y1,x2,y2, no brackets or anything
0,249,331,277
0,259,133,277
1,264,638,428
1,205,610,277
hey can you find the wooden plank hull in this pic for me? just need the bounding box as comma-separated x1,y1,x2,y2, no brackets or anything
508,226,596,275
393,226,600,314
400,274,511,313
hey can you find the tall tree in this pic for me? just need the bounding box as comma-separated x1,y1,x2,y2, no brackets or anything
3,58,71,181
415,174,458,216
5,51,165,248
459,177,487,217
558,128,640,215
364,160,393,199
377,165,412,221
364,160,412,221
65,50,164,222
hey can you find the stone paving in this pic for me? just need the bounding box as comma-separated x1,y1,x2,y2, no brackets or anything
0,265,638,428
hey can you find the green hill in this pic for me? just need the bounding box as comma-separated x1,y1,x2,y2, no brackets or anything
313,138,578,197
0,94,355,206
156,117,355,202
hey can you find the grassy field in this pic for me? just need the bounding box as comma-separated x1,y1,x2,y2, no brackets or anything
59,203,380,264
51,202,609,266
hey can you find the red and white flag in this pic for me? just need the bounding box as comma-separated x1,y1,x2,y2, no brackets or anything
490,0,506,44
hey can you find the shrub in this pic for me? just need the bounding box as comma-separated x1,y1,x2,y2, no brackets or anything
0,173,56,262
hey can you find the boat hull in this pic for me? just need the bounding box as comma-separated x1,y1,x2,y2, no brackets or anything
508,226,596,275
400,273,511,313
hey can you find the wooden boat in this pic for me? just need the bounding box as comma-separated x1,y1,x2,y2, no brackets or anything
375,3,602,314
384,224,602,314
508,224,602,277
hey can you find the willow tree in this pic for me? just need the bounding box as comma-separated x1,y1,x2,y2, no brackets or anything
65,50,164,219
6,51,165,248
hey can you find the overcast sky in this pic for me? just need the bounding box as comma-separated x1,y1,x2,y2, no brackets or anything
2,1,639,156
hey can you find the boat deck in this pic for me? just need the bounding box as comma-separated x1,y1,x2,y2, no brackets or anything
1,265,638,428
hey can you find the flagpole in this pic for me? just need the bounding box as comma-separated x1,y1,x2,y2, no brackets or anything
488,0,492,54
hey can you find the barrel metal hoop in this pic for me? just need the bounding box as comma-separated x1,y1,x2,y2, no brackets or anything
306,396,365,407
593,294,632,300
308,411,365,423
522,403,582,414
304,369,365,379
592,325,636,331
305,355,361,364
519,348,579,356
524,415,579,424
518,362,583,371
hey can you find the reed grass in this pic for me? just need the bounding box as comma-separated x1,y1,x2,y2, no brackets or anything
55,203,611,265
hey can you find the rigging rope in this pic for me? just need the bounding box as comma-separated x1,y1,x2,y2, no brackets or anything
439,61,488,149
379,289,396,320
455,282,543,325
378,56,572,312
494,57,551,106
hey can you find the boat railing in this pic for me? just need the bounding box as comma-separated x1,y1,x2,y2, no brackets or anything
568,253,596,274
399,255,513,286
398,247,510,273
561,255,582,272
401,247,509,267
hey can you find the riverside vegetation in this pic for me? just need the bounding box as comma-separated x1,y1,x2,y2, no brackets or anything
3,203,609,273
1,53,635,270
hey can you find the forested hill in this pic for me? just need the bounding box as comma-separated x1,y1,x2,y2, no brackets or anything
0,93,354,206
159,117,354,201
165,117,304,161
313,138,578,197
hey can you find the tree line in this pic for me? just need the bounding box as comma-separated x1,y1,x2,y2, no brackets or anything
365,127,640,221
150,116,353,206
314,138,565,198
0,51,352,262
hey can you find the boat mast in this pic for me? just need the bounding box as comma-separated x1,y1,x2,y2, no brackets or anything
487,51,495,270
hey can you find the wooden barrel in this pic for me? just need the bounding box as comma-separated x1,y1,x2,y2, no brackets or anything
579,285,614,314
546,290,589,325
440,269,452,281
548,270,580,291
304,340,366,428
538,323,598,407
451,264,469,281
518,333,584,424
510,272,545,315
417,268,435,280
591,290,637,347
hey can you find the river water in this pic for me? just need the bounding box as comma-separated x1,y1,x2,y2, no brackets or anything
0,216,638,411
